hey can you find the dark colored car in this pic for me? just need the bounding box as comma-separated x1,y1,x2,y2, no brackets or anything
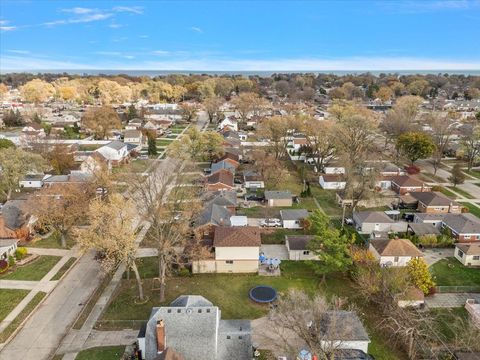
245,194,264,201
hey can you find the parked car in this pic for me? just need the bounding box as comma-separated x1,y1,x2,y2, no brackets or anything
203,168,212,175
245,194,265,201
260,218,282,228
234,178,243,184
402,213,415,222
344,218,354,225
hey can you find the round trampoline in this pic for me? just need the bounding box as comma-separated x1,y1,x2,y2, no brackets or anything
249,285,277,303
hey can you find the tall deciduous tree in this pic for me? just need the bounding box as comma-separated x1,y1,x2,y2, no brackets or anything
428,112,453,175
167,127,224,161
461,125,480,171
203,96,223,123
82,106,121,139
303,120,336,173
231,92,259,123
449,164,465,187
20,79,55,104
180,102,199,122
0,148,46,200
397,132,436,165
76,193,145,300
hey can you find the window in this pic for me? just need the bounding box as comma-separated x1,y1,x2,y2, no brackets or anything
198,309,202,313
206,309,211,313
239,336,243,339
226,336,231,339
394,256,399,262
303,251,310,255
473,256,479,260
458,250,464,258
167,309,171,313
225,260,233,264
177,309,181,313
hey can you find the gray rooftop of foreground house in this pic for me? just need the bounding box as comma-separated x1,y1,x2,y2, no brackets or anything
196,203,231,227
264,190,292,200
280,209,309,221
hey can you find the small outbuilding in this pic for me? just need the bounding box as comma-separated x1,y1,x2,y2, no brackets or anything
285,235,318,260
280,209,309,229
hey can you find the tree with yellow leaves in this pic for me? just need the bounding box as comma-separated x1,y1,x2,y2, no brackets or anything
20,79,55,104
407,257,435,295
81,106,121,139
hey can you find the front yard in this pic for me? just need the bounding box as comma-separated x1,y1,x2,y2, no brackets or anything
75,346,125,360
0,255,61,281
429,257,480,286
0,289,29,322
26,232,75,249
459,201,480,218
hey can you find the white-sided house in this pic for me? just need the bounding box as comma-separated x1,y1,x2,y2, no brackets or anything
193,227,261,274
319,311,371,354
285,235,319,260
352,211,395,234
324,166,345,174
455,243,480,267
19,174,44,188
95,140,129,165
243,171,265,189
124,129,143,144
230,216,248,227
0,239,18,260
280,209,309,229
218,117,238,131
369,238,424,267
319,174,346,190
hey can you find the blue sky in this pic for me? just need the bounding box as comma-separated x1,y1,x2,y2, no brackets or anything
1,0,480,71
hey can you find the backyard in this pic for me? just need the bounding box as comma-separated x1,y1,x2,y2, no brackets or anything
429,257,480,286
0,255,61,281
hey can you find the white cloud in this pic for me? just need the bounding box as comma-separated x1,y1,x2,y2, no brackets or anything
0,20,16,32
113,6,144,14
139,35,149,39
152,50,171,56
190,26,203,33
7,49,30,54
108,23,122,28
0,55,95,71
61,7,98,14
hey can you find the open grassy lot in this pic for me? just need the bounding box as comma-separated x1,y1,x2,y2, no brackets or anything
430,257,480,286
447,186,474,199
26,232,75,249
75,346,125,360
0,256,61,281
459,201,480,218
310,186,343,218
0,289,29,322
0,291,46,343
430,307,470,342
112,159,152,174
156,138,174,147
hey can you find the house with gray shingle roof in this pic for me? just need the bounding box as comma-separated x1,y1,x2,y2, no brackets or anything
442,213,480,242
352,211,395,234
195,203,231,240
211,160,236,175
455,243,480,266
285,235,319,260
264,190,292,207
138,295,252,360
280,209,309,229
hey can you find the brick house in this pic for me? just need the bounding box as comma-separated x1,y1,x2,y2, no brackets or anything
390,176,431,195
405,192,462,214
205,169,234,191
442,213,480,242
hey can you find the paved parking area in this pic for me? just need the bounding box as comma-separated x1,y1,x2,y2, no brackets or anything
425,293,480,308
423,248,455,266
260,245,289,260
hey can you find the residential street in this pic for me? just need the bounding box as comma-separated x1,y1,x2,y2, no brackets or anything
0,114,208,360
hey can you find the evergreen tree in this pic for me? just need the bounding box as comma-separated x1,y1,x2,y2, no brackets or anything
449,164,465,187
127,104,137,120
147,135,157,156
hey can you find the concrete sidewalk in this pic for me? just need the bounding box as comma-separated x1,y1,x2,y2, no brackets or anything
0,280,57,292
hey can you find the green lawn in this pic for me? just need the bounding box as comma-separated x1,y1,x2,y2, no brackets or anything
422,172,446,183
51,257,77,281
0,289,29,322
438,187,458,199
261,228,313,244
430,307,470,342
459,202,480,218
75,346,125,360
26,232,75,249
462,169,480,179
0,256,62,281
156,139,174,147
447,186,474,199
430,257,480,286
112,159,152,174
0,291,46,343
310,186,343,218
170,128,184,134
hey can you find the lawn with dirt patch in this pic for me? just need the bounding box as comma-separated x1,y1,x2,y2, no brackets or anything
0,256,62,281
156,139,175,147
430,257,480,286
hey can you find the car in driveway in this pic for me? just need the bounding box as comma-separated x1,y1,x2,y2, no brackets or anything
245,194,265,201
260,218,282,228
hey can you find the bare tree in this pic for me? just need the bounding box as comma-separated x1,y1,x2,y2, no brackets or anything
461,125,480,171
303,120,336,173
427,112,453,175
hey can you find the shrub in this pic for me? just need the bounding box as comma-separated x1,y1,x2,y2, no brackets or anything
8,255,15,267
404,165,420,174
0,259,8,273
407,258,435,294
15,247,28,260
177,267,191,277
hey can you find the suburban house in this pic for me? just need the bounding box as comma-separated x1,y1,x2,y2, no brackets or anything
413,213,446,229
378,162,405,177
454,243,480,266
401,192,462,214
243,171,264,189
0,239,18,260
352,211,395,234
201,191,237,215
264,190,292,207
407,223,441,238
211,160,236,175
193,227,261,274
124,129,143,144
285,235,318,260
218,117,238,131
80,152,111,174
137,295,252,360
95,140,130,165
280,209,309,229
442,213,480,242
218,152,240,168
195,203,232,239
19,174,45,188
205,169,234,191
43,173,92,187
390,176,431,195
319,174,346,190
0,199,35,240
369,238,424,267
318,311,371,354
125,118,143,130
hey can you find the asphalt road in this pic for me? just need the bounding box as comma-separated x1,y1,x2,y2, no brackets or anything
0,113,209,360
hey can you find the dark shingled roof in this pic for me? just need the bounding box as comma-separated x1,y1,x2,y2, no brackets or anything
443,213,480,234
286,235,315,250
214,226,261,247
264,190,292,200
318,311,370,342
390,175,425,187
410,191,459,207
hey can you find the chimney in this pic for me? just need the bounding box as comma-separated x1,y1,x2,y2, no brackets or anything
156,319,166,354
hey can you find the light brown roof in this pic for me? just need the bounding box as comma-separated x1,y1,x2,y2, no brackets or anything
370,238,424,257
456,243,480,255
213,226,261,247
390,175,425,188
207,169,234,186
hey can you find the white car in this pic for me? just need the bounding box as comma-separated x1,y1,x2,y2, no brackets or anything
260,218,282,228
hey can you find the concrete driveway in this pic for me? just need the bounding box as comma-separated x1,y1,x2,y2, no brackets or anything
423,248,455,266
